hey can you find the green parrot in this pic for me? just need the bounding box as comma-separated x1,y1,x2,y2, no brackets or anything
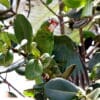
34,19,58,55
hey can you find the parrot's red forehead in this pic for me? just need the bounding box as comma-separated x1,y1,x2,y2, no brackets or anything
48,18,59,32
48,18,59,26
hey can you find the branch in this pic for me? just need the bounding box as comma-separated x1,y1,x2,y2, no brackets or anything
79,28,86,62
12,48,27,57
86,42,100,58
0,75,25,97
0,58,25,74
58,0,64,34
40,0,58,17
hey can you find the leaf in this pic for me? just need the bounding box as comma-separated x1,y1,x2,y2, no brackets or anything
94,35,100,42
65,8,83,19
7,33,18,43
46,0,53,5
89,52,100,70
44,78,81,100
87,88,100,100
8,92,17,97
14,14,33,52
31,42,41,58
82,0,93,17
89,63,100,80
63,0,86,8
83,31,95,39
53,35,89,86
0,0,10,8
0,32,11,47
62,64,76,79
24,89,34,97
53,35,83,74
25,59,43,80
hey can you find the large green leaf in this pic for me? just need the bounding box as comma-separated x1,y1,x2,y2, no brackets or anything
34,21,54,54
52,35,88,86
0,0,10,8
44,78,81,100
14,14,33,52
25,59,43,80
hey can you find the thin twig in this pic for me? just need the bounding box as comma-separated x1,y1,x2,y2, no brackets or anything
58,0,64,34
40,0,58,17
0,75,25,97
12,48,27,57
0,58,25,74
79,28,86,62
27,0,31,17
86,42,100,58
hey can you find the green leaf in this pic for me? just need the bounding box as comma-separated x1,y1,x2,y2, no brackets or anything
87,88,100,100
25,59,43,80
83,31,95,39
82,0,93,17
14,14,33,52
0,41,8,53
90,63,100,80
89,52,100,70
0,32,11,47
34,21,54,54
53,35,89,86
53,36,84,75
8,92,17,97
46,0,53,5
0,0,10,8
31,42,40,58
62,64,76,79
0,50,13,67
24,89,34,97
44,78,81,100
94,35,100,42
63,0,86,8
7,33,18,43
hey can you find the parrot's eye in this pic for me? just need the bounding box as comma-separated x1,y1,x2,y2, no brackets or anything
48,18,58,26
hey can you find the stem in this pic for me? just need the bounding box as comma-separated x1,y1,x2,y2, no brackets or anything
0,58,25,74
12,48,27,57
58,0,65,34
40,0,58,17
79,28,86,62
86,42,100,58
0,75,25,97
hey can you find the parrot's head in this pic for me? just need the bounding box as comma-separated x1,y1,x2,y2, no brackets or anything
40,18,59,32
48,18,59,32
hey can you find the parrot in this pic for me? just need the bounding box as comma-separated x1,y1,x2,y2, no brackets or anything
34,18,58,55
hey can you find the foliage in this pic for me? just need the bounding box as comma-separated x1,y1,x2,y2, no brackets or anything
0,0,100,100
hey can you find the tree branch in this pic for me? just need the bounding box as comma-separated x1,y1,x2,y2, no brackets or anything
0,59,25,74
86,42,100,58
0,75,25,97
12,48,27,57
40,0,58,17
79,28,86,62
58,0,64,34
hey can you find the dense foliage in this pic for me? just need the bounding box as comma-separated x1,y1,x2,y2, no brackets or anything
0,0,100,100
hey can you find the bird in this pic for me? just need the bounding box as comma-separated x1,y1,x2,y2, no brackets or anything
34,18,58,55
